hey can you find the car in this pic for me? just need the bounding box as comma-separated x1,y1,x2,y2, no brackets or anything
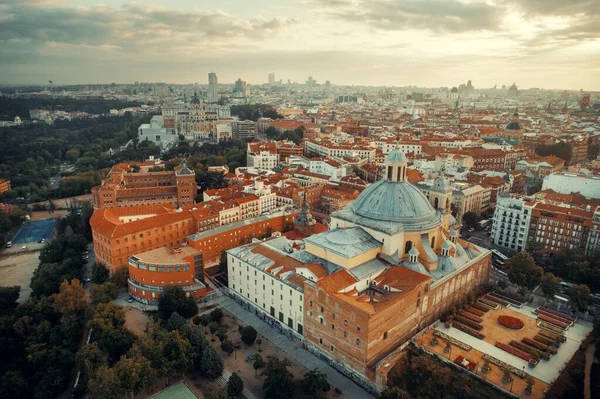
126,297,134,303
468,228,475,232
38,238,46,243
20,245,27,252
465,235,472,239
5,241,11,248
84,278,91,283
82,255,89,261
245,355,255,362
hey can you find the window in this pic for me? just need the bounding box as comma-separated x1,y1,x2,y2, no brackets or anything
319,338,323,345
330,345,334,352
343,331,347,338
344,319,348,326
356,338,360,345
383,331,388,340
332,324,335,330
357,326,361,334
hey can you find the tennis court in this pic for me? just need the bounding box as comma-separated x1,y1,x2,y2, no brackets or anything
10,219,55,244
148,382,198,399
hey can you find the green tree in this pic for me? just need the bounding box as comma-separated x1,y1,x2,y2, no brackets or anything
110,265,130,288
200,344,224,378
77,342,105,375
90,281,119,304
0,286,20,315
496,280,508,290
263,356,295,399
115,347,157,399
540,273,562,300
92,261,110,284
210,307,223,323
157,286,198,320
253,354,265,376
568,284,592,312
166,312,187,332
200,314,212,333
507,252,543,292
216,328,228,343
227,372,244,398
380,387,411,399
87,365,126,399
265,126,280,139
241,325,257,345
221,339,234,354
462,211,480,228
301,368,330,396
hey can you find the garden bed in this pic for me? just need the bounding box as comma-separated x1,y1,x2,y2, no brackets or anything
523,337,557,355
484,294,509,307
453,322,485,340
471,302,490,313
498,315,524,330
510,340,542,359
477,298,499,309
537,314,570,330
459,311,483,324
481,354,528,378
455,315,483,330
539,329,566,343
465,306,485,317
495,342,532,362
492,291,524,307
538,306,575,322
534,308,574,326
538,321,565,335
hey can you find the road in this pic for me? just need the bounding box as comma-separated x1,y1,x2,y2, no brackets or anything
82,243,95,289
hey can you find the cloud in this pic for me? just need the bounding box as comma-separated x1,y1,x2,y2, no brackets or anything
313,0,507,33
0,2,294,55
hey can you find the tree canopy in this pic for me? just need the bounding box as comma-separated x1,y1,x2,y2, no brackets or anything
507,252,544,291
263,356,295,399
157,286,198,321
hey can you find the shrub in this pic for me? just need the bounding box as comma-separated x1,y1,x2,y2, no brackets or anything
485,295,509,307
498,315,524,330
471,303,490,313
510,341,542,358
454,315,483,331
210,308,223,323
496,342,532,362
466,307,485,317
453,322,485,339
241,325,257,346
460,312,483,323
221,340,234,355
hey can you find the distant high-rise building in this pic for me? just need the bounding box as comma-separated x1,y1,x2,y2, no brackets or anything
268,72,275,85
234,78,248,98
306,76,316,86
208,72,218,103
508,82,518,97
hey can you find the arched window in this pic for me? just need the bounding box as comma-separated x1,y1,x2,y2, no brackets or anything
431,236,436,249
404,240,413,254
434,197,439,208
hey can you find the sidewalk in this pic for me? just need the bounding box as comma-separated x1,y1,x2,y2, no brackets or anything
210,295,375,399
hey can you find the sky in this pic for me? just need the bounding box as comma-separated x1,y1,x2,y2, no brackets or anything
0,0,599,90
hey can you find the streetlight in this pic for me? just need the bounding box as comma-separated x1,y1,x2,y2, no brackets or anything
510,378,514,393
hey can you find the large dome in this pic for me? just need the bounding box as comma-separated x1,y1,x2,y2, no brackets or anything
351,179,437,222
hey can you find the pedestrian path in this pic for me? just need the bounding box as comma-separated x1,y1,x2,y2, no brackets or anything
211,295,375,399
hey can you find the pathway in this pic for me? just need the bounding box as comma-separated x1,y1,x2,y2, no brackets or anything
584,338,598,399
210,295,374,399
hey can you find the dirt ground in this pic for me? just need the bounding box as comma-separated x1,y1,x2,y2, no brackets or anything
30,194,92,210
29,210,69,221
0,251,40,302
420,329,549,399
203,312,345,399
123,306,151,337
479,307,541,346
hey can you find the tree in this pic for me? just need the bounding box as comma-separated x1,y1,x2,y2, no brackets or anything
496,280,508,290
540,273,562,300
90,281,119,304
200,344,224,378
462,211,479,228
200,314,212,333
210,307,223,322
380,387,411,399
157,286,198,320
568,284,591,312
166,312,187,332
216,328,228,343
227,372,244,398
221,339,234,354
115,347,156,399
507,252,543,292
77,342,105,375
263,356,295,399
52,279,87,314
92,262,110,284
89,303,136,362
301,368,330,396
253,354,265,376
193,316,202,326
256,338,263,352
241,325,257,345
87,365,126,399
0,286,20,315
110,265,129,288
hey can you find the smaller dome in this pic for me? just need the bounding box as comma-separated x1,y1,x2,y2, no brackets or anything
506,121,521,130
441,241,452,250
408,247,420,256
385,150,407,163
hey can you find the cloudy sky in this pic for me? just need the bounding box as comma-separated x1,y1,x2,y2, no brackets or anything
1,0,599,89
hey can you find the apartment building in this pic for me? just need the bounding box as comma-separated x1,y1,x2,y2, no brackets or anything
491,193,534,253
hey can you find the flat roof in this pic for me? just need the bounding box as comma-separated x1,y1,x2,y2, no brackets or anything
132,245,200,264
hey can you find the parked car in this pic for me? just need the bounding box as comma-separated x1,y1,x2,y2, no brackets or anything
84,278,91,283
38,238,46,243
20,245,27,252
5,241,11,248
126,297,134,303
468,228,475,232
82,254,89,261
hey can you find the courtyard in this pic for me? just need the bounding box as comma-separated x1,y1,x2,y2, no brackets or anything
413,293,592,398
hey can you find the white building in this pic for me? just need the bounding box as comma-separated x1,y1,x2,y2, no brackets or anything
227,237,308,335
247,150,279,170
243,180,278,214
491,193,534,252
308,158,349,182
138,115,177,148
542,172,600,199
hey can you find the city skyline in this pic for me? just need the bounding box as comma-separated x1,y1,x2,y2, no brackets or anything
0,0,599,90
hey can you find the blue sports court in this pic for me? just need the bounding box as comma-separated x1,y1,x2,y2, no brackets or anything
10,219,55,244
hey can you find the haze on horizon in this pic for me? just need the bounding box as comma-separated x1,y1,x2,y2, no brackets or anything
0,0,599,91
